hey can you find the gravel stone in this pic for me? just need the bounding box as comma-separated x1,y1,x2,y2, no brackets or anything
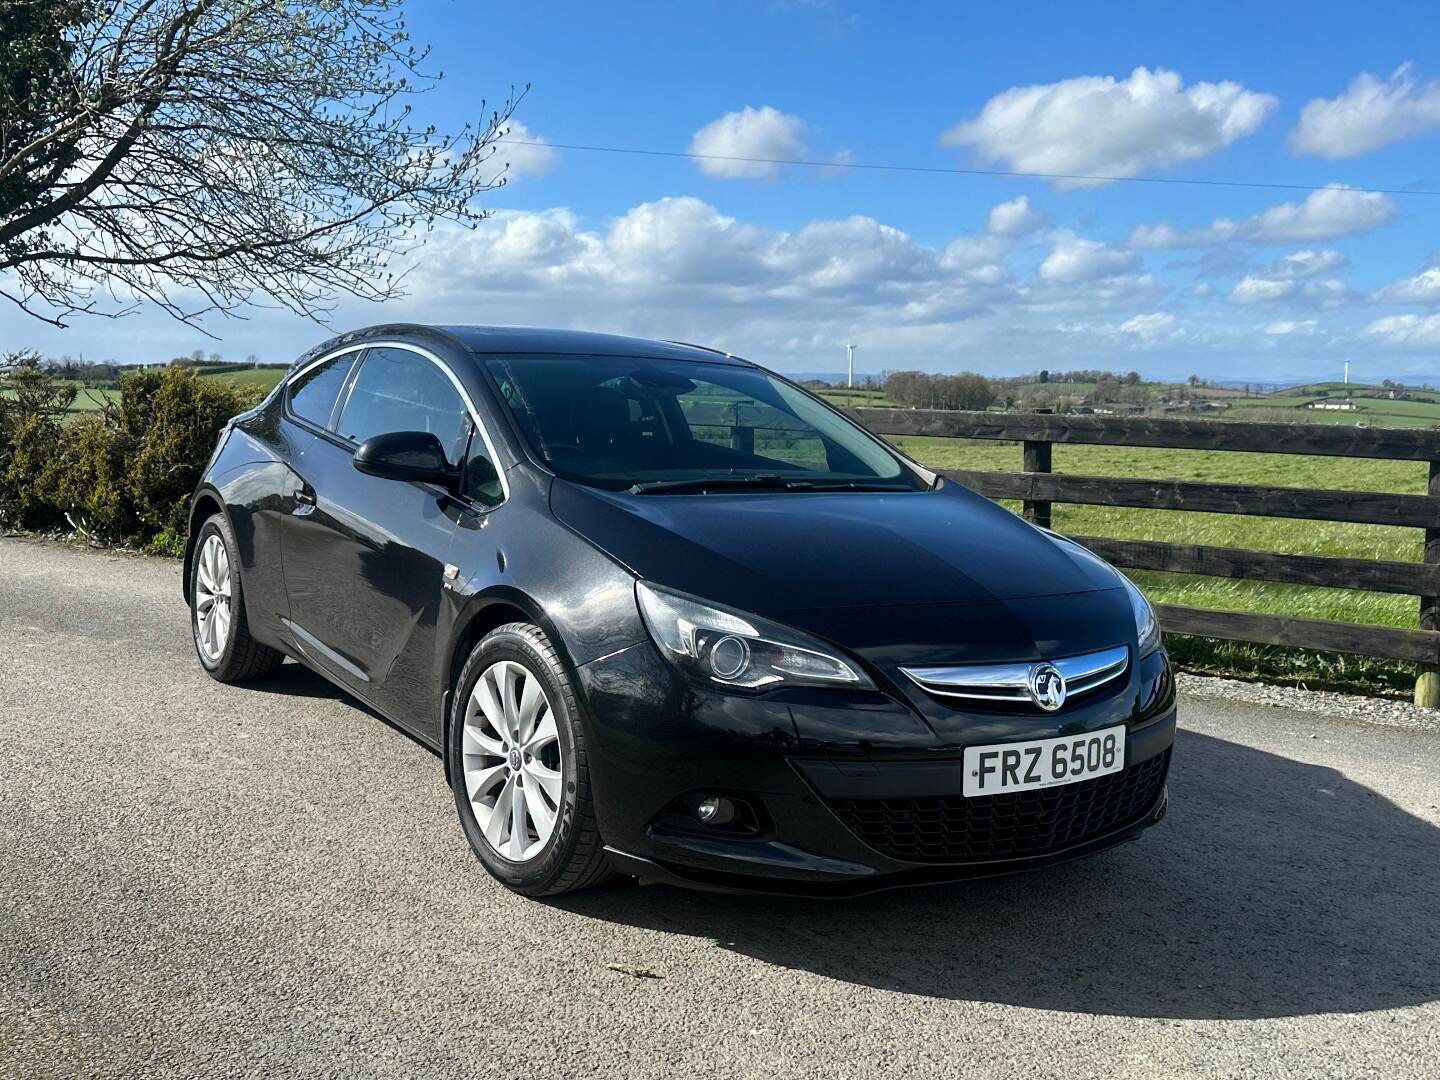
1177,672,1440,734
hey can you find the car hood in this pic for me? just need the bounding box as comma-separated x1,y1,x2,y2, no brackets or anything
549,477,1120,614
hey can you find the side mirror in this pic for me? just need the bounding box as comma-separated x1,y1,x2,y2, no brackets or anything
353,431,456,486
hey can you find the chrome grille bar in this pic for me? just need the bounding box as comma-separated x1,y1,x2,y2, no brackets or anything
901,645,1130,707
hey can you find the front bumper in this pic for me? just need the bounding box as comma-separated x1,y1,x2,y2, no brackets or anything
575,640,1176,897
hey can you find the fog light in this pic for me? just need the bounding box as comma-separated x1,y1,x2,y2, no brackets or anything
695,796,737,826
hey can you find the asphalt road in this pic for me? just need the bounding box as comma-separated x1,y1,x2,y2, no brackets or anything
2,538,1438,1080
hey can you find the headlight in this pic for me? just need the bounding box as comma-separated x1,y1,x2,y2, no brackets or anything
636,581,873,691
1120,575,1162,657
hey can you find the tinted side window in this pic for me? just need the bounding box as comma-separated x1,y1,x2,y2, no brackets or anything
338,347,471,464
287,353,356,429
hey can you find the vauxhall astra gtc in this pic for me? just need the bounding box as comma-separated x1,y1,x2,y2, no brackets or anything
185,324,1175,896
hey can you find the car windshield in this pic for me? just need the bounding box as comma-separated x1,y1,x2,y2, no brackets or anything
479,353,917,492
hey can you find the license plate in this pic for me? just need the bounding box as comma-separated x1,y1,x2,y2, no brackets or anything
962,724,1126,797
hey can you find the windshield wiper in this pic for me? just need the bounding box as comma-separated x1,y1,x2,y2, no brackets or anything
630,473,793,494
629,474,914,495
791,480,916,493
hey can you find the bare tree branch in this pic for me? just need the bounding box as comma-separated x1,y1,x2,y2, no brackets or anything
0,0,517,327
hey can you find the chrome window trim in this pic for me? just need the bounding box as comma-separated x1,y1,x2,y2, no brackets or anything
901,645,1130,706
285,339,510,504
284,345,365,433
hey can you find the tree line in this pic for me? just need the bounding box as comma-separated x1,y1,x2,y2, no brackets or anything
882,371,997,411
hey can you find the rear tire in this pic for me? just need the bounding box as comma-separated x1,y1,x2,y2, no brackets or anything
190,513,284,683
450,623,612,896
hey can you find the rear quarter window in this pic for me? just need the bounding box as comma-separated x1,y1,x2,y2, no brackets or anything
287,353,357,429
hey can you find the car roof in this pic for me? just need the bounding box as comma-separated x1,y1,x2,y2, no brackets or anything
293,323,754,369
438,325,752,365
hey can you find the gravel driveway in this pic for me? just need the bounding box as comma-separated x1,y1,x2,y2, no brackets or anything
2,538,1438,1079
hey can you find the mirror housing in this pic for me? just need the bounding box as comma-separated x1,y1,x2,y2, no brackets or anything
353,431,456,487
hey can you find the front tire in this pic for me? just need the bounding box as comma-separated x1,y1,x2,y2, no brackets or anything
450,623,611,896
190,513,284,683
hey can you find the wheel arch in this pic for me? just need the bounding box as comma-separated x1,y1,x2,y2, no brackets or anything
440,587,580,789
183,487,229,604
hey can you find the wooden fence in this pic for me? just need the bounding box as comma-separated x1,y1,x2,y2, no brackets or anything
839,408,1440,707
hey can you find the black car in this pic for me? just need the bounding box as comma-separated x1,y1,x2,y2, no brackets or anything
185,324,1175,897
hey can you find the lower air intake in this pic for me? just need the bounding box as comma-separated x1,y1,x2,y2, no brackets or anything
828,750,1169,863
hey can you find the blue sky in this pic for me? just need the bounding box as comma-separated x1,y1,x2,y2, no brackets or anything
8,0,1440,380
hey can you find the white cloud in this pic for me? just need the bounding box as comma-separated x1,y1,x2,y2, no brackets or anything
1262,249,1349,280
1230,276,1350,307
1128,220,1236,249
1263,320,1319,335
1119,312,1178,338
986,195,1049,237
1230,276,1296,304
941,67,1276,188
1245,187,1396,242
408,197,993,317
1129,186,1396,248
606,197,772,283
386,197,1186,373
1290,64,1440,158
941,234,1010,270
773,215,943,288
689,106,807,179
1365,313,1440,348
1227,249,1352,306
1038,230,1139,282
1375,266,1440,304
492,120,557,181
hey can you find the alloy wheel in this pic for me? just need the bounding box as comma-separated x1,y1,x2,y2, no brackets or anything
461,659,564,862
194,533,232,662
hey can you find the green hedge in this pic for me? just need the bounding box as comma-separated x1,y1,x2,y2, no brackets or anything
0,353,262,555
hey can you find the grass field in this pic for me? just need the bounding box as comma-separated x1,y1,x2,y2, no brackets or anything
893,436,1431,696
1220,380,1440,429
64,385,122,412
816,388,896,408
206,367,286,391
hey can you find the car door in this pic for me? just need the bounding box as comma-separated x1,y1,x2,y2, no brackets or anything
280,343,474,729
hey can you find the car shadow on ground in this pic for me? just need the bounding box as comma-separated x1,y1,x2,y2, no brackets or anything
251,662,442,759
258,661,357,703
556,728,1440,1020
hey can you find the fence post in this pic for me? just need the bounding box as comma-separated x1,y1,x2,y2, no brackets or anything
729,404,755,455
1418,459,1440,708
1022,439,1052,529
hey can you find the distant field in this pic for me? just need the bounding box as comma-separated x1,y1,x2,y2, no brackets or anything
65,385,122,412
1226,393,1440,428
816,388,896,408
205,367,286,392
45,367,284,421
893,436,1431,695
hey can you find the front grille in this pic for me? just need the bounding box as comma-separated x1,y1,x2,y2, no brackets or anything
828,750,1169,863
901,645,1130,712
